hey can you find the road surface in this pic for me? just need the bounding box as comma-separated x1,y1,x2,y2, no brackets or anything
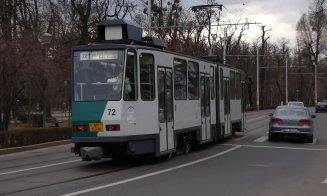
0,109,327,196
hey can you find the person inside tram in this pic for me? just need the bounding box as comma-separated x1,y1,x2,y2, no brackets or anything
102,63,123,100
123,65,133,99
106,63,123,83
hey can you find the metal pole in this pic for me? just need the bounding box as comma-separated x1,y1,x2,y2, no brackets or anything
285,57,288,104
256,47,259,111
42,45,49,128
223,28,226,64
315,60,317,104
315,62,318,104
148,0,151,36
208,6,212,56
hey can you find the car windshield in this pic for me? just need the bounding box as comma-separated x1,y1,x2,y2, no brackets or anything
73,50,125,101
318,102,327,105
275,107,308,117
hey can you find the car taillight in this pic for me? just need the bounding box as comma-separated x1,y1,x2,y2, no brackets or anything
106,124,120,131
299,119,311,125
74,125,87,132
271,118,283,123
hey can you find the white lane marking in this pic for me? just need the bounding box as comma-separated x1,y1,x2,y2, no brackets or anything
250,164,271,168
306,138,318,145
222,143,327,151
312,138,317,145
232,135,250,141
321,178,327,184
60,146,241,196
0,159,80,176
254,136,268,143
247,116,268,123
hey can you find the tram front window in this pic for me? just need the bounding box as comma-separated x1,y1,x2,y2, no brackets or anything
73,50,125,101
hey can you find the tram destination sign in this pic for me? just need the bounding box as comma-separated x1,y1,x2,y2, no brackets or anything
80,51,118,61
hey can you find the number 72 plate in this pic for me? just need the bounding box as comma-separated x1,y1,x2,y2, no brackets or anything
89,123,103,132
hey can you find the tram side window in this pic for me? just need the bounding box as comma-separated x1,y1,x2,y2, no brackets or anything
174,58,187,100
220,68,223,100
124,50,137,100
210,66,215,100
230,71,235,100
188,61,199,100
140,53,155,101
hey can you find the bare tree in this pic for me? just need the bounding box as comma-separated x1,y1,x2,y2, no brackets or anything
296,0,327,103
0,0,36,130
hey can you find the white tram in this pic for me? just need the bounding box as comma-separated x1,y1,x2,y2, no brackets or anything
71,19,246,160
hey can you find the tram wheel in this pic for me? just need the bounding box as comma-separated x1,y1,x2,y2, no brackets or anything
182,134,192,154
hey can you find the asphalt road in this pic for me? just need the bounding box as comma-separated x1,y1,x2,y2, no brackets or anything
1,109,327,196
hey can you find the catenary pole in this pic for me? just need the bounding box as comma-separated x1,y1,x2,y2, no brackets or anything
148,0,151,36
256,47,259,111
285,56,288,104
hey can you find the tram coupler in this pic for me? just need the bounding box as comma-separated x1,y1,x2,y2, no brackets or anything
80,147,103,161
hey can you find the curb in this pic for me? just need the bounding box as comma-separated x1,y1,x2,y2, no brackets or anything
0,140,72,155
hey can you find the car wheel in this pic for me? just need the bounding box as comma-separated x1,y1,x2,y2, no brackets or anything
268,134,277,142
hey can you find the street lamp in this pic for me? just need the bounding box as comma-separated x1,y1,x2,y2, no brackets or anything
41,32,52,128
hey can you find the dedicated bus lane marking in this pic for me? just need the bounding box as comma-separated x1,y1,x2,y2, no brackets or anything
61,145,241,196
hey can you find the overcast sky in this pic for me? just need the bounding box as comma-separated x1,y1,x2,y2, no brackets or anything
182,0,312,46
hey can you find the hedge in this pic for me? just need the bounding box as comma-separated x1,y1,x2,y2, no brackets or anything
0,128,71,148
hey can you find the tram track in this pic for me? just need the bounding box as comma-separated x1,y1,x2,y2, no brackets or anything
1,165,129,196
1,146,239,196
0,157,159,196
0,156,172,196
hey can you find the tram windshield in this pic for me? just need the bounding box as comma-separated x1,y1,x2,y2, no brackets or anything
73,50,125,101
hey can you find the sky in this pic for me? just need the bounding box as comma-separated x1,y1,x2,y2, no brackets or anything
182,0,312,46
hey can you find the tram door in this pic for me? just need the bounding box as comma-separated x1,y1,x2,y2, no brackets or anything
200,74,211,141
158,67,174,152
223,78,231,136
